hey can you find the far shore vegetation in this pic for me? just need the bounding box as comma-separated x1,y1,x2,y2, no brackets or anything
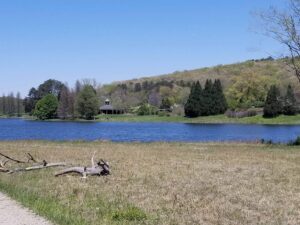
0,58,300,124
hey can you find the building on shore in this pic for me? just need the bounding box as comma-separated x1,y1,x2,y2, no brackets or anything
99,99,125,114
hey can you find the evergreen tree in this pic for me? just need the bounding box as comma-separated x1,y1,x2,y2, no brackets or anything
16,92,22,117
76,85,99,120
202,80,213,116
213,79,228,114
263,85,282,118
24,88,39,114
184,83,198,117
194,81,204,115
184,82,203,117
283,85,298,115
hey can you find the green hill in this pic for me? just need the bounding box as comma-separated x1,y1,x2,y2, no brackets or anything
119,58,296,89
99,58,300,111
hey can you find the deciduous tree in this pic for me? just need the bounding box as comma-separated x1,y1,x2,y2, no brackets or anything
76,85,99,120
259,0,300,83
34,94,58,120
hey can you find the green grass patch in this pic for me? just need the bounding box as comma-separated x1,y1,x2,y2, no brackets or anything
0,181,87,225
95,114,300,124
112,206,147,222
0,176,150,225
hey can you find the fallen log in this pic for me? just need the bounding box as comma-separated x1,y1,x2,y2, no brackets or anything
0,160,10,173
0,152,109,177
55,159,110,177
25,162,67,171
0,152,67,174
7,162,67,174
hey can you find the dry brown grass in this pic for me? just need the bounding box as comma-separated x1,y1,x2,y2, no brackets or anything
0,141,299,225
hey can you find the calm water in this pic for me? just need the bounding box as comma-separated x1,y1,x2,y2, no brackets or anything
0,118,299,143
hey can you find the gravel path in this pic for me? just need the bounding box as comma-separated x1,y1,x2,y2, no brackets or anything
0,192,54,225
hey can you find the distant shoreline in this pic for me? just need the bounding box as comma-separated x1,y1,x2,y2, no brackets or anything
2,114,300,125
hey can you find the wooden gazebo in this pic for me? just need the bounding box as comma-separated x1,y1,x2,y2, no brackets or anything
99,99,124,114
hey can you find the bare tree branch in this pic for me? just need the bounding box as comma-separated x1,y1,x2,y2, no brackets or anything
0,152,27,163
257,0,300,83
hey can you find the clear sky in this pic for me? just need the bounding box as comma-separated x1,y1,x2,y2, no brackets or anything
0,0,285,97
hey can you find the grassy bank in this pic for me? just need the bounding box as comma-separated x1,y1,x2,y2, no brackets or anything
95,114,300,124
0,141,299,224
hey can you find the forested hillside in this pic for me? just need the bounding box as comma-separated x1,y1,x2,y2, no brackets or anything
98,58,300,112
2,57,299,119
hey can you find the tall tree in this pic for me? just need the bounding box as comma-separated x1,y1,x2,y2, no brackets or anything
75,80,82,95
76,85,99,120
202,80,214,116
184,83,197,117
24,88,39,114
213,80,228,114
1,94,6,115
68,89,76,119
16,92,22,117
37,79,65,99
263,85,282,118
184,82,203,117
7,92,16,116
57,86,70,119
259,0,300,83
283,85,298,115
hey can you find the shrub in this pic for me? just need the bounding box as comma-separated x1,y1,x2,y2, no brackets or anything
136,103,158,115
158,111,170,117
225,109,257,118
34,94,58,120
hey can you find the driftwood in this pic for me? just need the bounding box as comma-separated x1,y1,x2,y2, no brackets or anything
0,152,110,178
0,153,66,174
8,162,67,174
55,153,110,177
0,160,10,172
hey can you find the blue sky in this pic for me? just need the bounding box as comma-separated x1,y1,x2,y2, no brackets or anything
0,0,285,96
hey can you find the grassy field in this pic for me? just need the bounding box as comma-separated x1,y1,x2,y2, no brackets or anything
0,141,299,225
96,114,300,124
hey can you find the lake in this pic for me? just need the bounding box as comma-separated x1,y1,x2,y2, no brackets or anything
0,118,299,143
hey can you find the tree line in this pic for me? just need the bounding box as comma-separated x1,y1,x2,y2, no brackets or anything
184,79,228,117
24,79,99,120
0,92,24,116
263,84,298,118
